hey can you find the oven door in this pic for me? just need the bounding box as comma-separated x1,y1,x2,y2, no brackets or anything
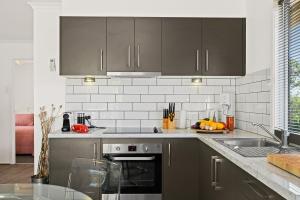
103,154,162,194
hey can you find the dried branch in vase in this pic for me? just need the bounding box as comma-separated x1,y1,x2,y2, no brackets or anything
36,104,62,178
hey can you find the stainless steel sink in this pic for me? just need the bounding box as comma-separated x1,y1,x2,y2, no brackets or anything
215,138,279,148
214,138,281,157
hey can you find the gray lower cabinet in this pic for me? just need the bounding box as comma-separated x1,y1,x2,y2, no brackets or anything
48,138,101,187
162,18,202,75
163,139,200,200
107,18,135,72
199,141,285,200
201,18,246,76
60,17,107,75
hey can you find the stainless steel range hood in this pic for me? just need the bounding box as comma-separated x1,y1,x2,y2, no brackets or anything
107,72,161,78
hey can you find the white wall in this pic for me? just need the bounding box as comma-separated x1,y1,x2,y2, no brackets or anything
246,0,273,74
0,41,32,163
14,62,34,113
30,2,65,172
62,0,246,17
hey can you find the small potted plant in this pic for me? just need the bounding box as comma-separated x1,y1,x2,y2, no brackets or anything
31,104,62,184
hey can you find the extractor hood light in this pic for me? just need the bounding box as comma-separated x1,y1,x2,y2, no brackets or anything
84,76,96,84
191,78,202,83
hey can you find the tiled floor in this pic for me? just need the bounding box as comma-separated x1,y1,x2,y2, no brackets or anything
0,164,33,184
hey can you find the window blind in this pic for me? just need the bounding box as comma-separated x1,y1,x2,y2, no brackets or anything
275,0,300,134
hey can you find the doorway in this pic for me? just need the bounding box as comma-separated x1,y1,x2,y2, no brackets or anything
12,59,34,164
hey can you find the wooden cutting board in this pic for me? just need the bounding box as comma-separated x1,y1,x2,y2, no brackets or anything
267,154,300,177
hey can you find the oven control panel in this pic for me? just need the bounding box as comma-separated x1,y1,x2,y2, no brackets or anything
102,143,162,154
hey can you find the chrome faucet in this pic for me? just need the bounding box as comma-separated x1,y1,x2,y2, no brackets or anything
252,123,289,149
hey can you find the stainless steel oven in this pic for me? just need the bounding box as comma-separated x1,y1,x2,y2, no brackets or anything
102,143,162,200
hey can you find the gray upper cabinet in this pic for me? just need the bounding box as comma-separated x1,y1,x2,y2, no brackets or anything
163,139,200,200
60,17,107,75
134,18,162,72
162,18,202,76
107,17,161,72
107,18,135,72
202,18,245,76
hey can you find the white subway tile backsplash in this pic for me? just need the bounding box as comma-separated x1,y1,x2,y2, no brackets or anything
94,79,107,85
132,78,156,85
117,120,140,127
124,86,148,94
166,95,189,103
174,86,198,94
99,86,123,94
182,103,206,111
157,103,182,111
149,112,162,120
125,112,148,119
116,95,140,102
91,95,115,102
66,95,90,103
141,95,165,102
66,86,73,94
100,112,124,119
190,95,214,103
66,78,82,85
207,79,231,86
82,103,107,111
74,86,98,94
93,120,115,128
108,103,132,111
198,86,222,94
157,78,181,85
149,86,173,94
65,103,82,111
235,68,272,134
133,103,156,111
141,120,161,127
108,78,131,85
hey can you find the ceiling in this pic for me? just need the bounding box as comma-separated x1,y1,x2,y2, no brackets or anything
0,0,33,41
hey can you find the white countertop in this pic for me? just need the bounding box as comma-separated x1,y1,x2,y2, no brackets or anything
49,128,300,200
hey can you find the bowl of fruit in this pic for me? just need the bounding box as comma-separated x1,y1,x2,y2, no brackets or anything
191,118,228,133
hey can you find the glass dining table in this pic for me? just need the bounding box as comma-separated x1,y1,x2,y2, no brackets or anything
0,184,92,200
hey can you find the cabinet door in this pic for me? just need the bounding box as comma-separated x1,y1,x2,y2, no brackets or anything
202,18,245,76
107,18,135,72
134,18,162,72
163,139,199,200
162,18,202,75
60,17,107,75
49,139,101,187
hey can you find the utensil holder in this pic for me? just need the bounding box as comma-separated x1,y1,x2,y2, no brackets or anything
163,118,169,129
168,119,176,129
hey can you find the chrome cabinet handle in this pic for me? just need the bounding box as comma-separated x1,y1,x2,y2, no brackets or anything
168,143,171,167
100,49,103,71
206,49,209,72
111,156,155,161
244,180,274,199
93,143,97,159
196,49,199,71
211,156,218,187
128,45,131,68
137,44,140,68
214,158,223,191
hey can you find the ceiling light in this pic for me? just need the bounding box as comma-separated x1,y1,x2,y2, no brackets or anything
84,76,96,84
191,78,202,83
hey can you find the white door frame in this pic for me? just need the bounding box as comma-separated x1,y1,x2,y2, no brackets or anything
10,58,34,164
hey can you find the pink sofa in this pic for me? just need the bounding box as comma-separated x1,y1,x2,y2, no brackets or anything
15,114,34,155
